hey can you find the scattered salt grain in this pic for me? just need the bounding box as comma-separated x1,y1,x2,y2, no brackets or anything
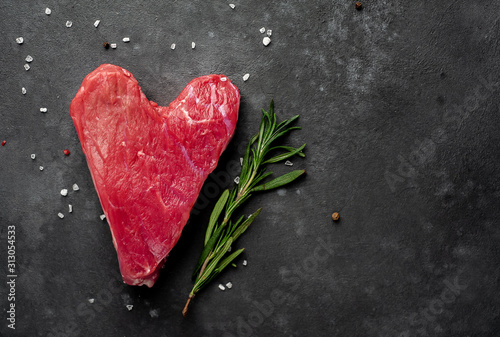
24,64,30,71
221,77,227,81
25,55,33,62
22,87,27,95
94,20,100,28
229,4,235,9
170,43,176,50
226,282,233,289
285,160,293,166
16,37,23,44
66,21,73,28
122,37,130,43
240,157,243,166
40,107,47,113
39,166,44,171
234,176,240,184
242,73,250,82
242,260,247,266
100,214,106,221
267,29,272,37
126,305,133,311
259,27,265,34
69,204,73,213
228,246,232,253
45,8,51,15
263,37,271,46
58,212,64,219
30,154,35,160
72,183,79,191
88,298,95,303
110,43,117,49
60,189,68,196
191,42,196,49
218,284,226,291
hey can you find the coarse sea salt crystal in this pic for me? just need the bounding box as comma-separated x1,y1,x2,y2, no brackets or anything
60,189,68,196
228,246,232,253
229,3,235,9
234,176,240,184
267,29,272,37
263,37,271,46
39,166,44,171
218,284,225,291
100,214,106,221
226,282,233,289
30,154,35,160
25,55,33,62
243,73,250,82
73,183,79,191
240,157,243,166
24,64,30,71
69,204,73,213
126,305,133,311
58,212,64,219
170,43,176,50
88,298,95,303
242,260,247,266
22,87,27,95
40,107,47,113
110,43,117,49
94,20,100,28
45,8,51,15
259,27,265,34
122,37,130,43
285,160,293,166
221,77,227,81
66,21,73,28
16,37,24,44
191,42,196,49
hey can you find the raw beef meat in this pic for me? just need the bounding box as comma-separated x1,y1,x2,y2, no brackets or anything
70,64,240,287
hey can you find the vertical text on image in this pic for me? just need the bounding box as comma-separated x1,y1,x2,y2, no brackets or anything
6,224,17,330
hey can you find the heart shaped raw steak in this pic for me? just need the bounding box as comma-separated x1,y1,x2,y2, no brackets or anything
70,64,240,287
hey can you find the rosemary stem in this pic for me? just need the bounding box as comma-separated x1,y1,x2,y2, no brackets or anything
182,293,195,317
197,249,212,279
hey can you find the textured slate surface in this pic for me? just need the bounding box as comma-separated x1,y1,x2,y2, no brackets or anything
1,1,500,336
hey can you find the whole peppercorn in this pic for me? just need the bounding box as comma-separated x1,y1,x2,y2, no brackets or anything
103,41,110,49
332,212,340,221
64,149,71,156
355,2,363,10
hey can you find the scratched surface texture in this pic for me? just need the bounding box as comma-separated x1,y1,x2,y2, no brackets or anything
1,1,500,336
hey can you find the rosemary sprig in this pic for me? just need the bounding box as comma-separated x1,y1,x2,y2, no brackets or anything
182,100,306,316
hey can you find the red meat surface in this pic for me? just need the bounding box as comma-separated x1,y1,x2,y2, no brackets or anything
70,64,240,287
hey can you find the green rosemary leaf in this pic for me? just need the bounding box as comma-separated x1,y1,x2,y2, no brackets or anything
192,225,225,280
276,114,300,132
192,238,234,292
249,171,274,190
268,145,306,157
262,143,307,164
231,208,262,241
215,248,245,273
251,170,306,192
205,189,230,245
270,100,277,128
271,126,302,143
200,238,233,283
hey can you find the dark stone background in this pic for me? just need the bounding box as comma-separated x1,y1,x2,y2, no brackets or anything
1,1,499,336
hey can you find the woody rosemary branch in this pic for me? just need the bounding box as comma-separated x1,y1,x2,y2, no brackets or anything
6,225,17,329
